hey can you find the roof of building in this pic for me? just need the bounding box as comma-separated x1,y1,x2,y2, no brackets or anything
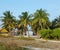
0,28,8,32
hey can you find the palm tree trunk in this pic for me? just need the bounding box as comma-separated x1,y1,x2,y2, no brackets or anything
40,24,42,29
9,28,14,36
8,28,11,36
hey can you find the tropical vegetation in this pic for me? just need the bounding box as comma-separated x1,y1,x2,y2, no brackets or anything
0,8,60,40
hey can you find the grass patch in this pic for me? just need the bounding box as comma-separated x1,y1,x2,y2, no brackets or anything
0,34,35,40
0,34,14,38
19,36,35,40
0,42,24,50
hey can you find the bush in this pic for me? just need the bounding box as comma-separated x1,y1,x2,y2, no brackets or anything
38,29,52,39
38,28,60,40
51,28,60,40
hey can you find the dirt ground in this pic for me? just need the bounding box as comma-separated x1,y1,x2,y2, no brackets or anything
0,37,60,50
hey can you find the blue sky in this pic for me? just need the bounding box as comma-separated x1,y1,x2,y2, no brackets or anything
0,0,60,27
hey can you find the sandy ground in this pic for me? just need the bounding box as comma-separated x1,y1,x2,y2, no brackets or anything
0,37,60,50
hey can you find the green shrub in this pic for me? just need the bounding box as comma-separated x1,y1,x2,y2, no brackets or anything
51,28,60,40
38,28,60,40
38,29,52,39
38,29,47,38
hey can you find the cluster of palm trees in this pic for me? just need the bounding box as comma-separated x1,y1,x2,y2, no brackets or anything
0,8,60,36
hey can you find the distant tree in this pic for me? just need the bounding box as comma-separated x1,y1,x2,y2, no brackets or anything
52,16,60,29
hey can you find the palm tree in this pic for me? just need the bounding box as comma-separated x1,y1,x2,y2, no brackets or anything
52,16,60,29
18,12,32,35
31,9,50,34
1,11,16,36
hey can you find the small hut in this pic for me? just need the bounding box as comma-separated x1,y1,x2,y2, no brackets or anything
0,28,8,34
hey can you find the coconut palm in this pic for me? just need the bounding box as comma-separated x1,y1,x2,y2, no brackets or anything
18,12,32,35
31,9,50,34
1,11,16,36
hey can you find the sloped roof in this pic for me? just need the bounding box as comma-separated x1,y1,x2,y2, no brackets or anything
1,28,8,32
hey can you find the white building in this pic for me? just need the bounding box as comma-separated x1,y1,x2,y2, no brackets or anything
26,30,34,36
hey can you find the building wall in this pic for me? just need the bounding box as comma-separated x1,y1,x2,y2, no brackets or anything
26,31,33,36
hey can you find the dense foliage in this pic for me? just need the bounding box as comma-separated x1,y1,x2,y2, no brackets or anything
52,28,60,39
39,28,60,40
0,8,60,40
1,11,16,31
38,29,52,39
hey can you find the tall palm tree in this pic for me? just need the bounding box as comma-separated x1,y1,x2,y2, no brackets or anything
18,12,32,35
31,9,50,34
1,11,16,36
